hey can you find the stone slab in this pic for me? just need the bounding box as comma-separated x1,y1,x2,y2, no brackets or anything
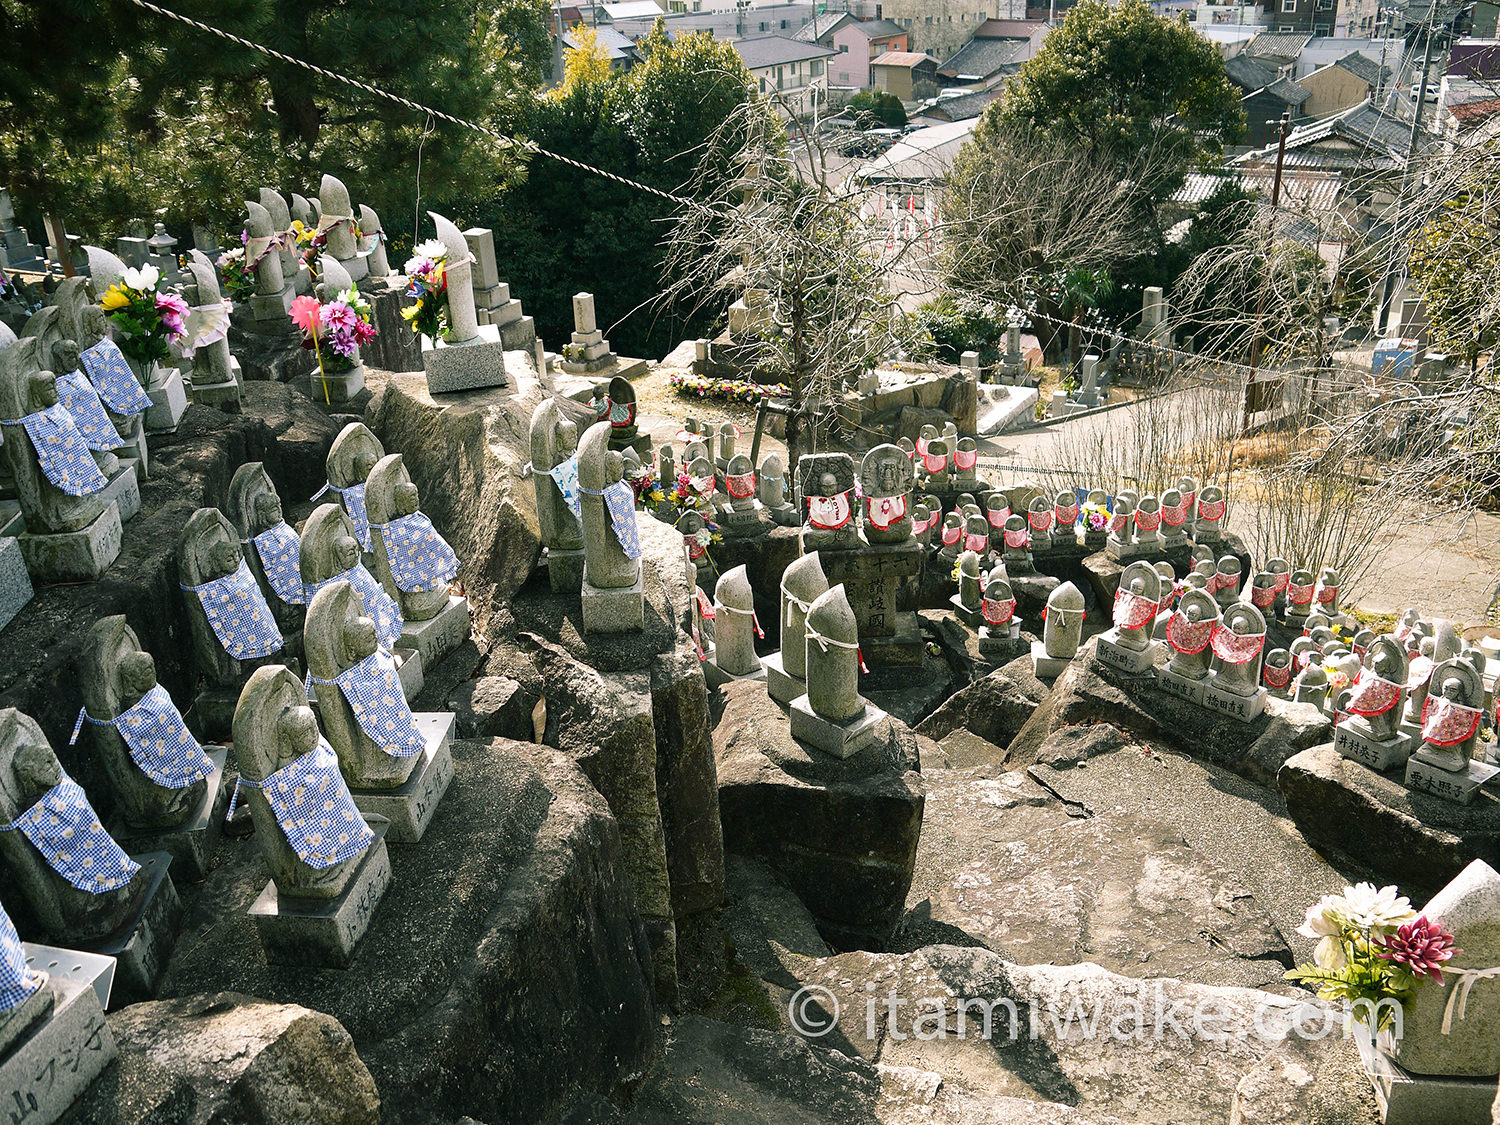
1094,629,1159,676
249,286,295,320
977,626,1026,664
1405,752,1500,806
0,502,25,539
762,651,803,707
1156,663,1208,706
703,656,765,691
349,715,455,843
1031,640,1072,680
422,324,509,394
143,369,188,433
248,822,391,968
581,568,645,635
93,851,182,1005
788,695,888,760
18,501,122,583
22,944,116,1014
1355,1026,1498,1125
0,535,33,632
398,594,471,668
860,614,925,669
99,461,140,524
1334,718,1410,773
1202,681,1268,724
949,594,983,630
544,547,585,594
310,365,365,405
191,376,243,413
395,648,424,702
110,747,230,883
0,971,115,1124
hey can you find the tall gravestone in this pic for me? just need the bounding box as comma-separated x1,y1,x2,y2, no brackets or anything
420,211,508,394
788,585,887,759
316,174,369,282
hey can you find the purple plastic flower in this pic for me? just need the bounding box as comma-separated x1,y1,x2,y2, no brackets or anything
1380,916,1461,983
321,300,357,333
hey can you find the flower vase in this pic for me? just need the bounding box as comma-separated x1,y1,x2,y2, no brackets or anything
314,361,366,405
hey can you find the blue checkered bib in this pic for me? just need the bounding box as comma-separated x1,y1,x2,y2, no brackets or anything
181,560,284,660
582,481,641,560
316,482,372,550
548,456,582,521
232,740,373,870
56,371,125,453
0,901,40,1012
376,512,459,593
1,778,140,893
71,684,213,789
305,563,403,652
79,339,151,415
2,403,108,497
315,652,425,758
251,522,306,605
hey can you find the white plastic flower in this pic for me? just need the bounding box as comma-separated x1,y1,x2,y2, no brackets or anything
120,264,160,293
1340,883,1416,933
413,239,447,261
1296,895,1351,970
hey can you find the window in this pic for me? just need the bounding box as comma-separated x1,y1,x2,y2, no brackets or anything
781,19,788,27
1280,0,1295,11
1315,0,1331,10
759,77,767,91
926,15,932,22
811,59,824,76
1278,23,1294,30
758,20,768,30
839,42,848,50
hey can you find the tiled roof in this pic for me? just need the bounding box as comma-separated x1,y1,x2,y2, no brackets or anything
793,11,853,42
918,89,1002,121
873,51,938,68
1332,51,1389,85
1224,53,1282,91
973,18,1048,37
1265,77,1312,106
857,19,907,38
936,36,1029,79
732,34,837,68
1245,31,1313,60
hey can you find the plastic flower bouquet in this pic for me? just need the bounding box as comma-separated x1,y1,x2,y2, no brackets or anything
99,264,188,372
216,247,257,302
1286,882,1458,1031
1081,500,1111,533
401,240,451,341
289,286,378,402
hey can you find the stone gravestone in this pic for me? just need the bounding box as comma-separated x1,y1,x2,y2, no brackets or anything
462,227,534,351
366,453,472,668
1284,568,1316,627
1334,636,1410,771
1262,648,1293,696
243,200,296,320
1157,589,1220,706
1203,603,1268,722
420,211,508,394
1096,560,1162,676
1051,490,1079,550
1073,354,1101,409
559,292,616,376
765,553,828,706
0,709,182,1002
578,421,644,634
77,617,228,881
950,550,984,629
304,580,455,842
177,507,285,736
0,339,122,581
530,399,585,594
1032,581,1085,678
227,462,305,639
180,250,242,412
758,453,798,527
797,453,860,553
788,585,887,759
978,569,1023,662
316,174,369,282
233,666,391,967
860,445,913,546
257,188,304,298
0,537,32,632
704,565,765,689
1406,657,1496,804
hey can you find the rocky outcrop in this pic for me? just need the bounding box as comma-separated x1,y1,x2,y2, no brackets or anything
915,657,1049,751
448,675,537,741
157,737,657,1124
69,992,381,1124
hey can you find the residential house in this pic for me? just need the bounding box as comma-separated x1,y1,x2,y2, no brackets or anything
733,35,838,113
871,51,940,98
1472,0,1499,37
556,25,640,72
609,3,817,40
1255,0,1376,38
793,15,907,87
1239,30,1312,64
935,18,1049,88
1296,51,1391,117
1293,35,1405,78
1224,52,1309,145
599,0,667,21
1449,38,1500,79
1193,0,1269,30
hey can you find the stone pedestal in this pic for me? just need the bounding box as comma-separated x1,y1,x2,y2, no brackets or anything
99,461,140,524
719,505,767,538
544,547,585,594
1094,629,1158,676
0,535,33,631
0,969,115,1121
310,364,365,405
422,324,509,394
788,695,887,759
192,374,243,414
93,851,183,1005
394,648,425,701
818,538,923,643
581,568,645,635
1334,717,1411,772
1156,664,1208,706
19,501,123,582
949,594,983,630
1355,1025,1498,1125
762,651,803,707
250,285,295,321
860,614,925,669
1031,640,1072,679
144,369,188,433
110,748,230,883
348,716,455,843
704,656,766,692
0,502,24,537
978,625,1025,664
1406,751,1500,805
397,595,471,668
1202,682,1267,723
248,821,391,968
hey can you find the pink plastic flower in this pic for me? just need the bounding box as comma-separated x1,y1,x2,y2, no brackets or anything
321,300,357,333
1379,915,1461,983
155,292,189,338
353,320,377,345
289,295,322,335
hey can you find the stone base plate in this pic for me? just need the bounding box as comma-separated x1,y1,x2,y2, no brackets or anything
1405,752,1500,806
249,822,391,968
398,595,471,668
1202,681,1267,723
767,503,799,527
1355,1025,1499,1125
719,506,768,538
192,376,243,413
100,461,140,524
582,567,645,635
0,970,115,1123
1031,640,1072,680
978,625,1024,663
92,852,182,1006
704,656,765,691
349,715,455,843
110,748,230,883
249,286,295,320
144,370,188,433
422,324,509,394
788,695,887,759
19,501,122,583
1094,629,1159,676
394,648,424,702
1334,718,1410,772
762,651,804,707
310,366,365,405
949,594,983,631
861,615,925,669
545,547,585,594
1156,663,1209,706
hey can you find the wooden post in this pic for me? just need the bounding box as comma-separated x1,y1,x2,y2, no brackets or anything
42,215,74,278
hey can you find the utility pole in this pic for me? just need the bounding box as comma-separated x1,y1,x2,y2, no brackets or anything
1242,109,1293,431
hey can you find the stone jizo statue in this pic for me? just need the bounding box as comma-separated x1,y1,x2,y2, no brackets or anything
300,503,403,653
1209,603,1267,696
323,422,385,553
1111,561,1161,652
1165,589,1219,681
860,444,912,545
1345,637,1408,741
177,507,284,686
228,462,305,621
366,453,459,623
710,565,762,680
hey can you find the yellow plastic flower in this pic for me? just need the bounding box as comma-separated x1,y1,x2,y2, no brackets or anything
100,285,130,312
